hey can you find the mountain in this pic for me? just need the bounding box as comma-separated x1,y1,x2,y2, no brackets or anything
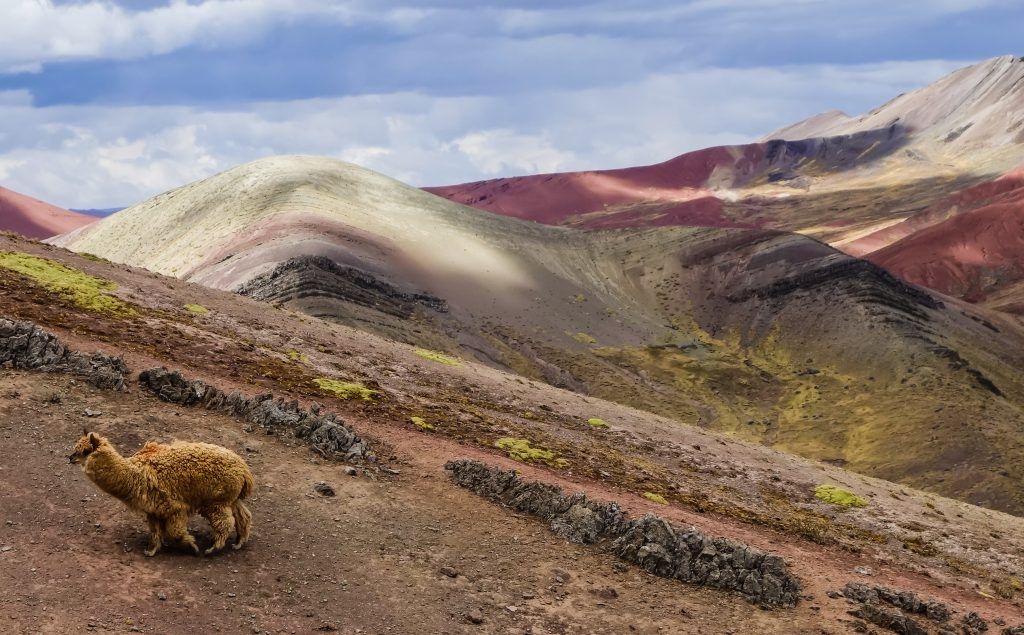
5,230,1024,631
0,186,95,239
70,207,124,218
52,155,1024,514
426,56,1024,249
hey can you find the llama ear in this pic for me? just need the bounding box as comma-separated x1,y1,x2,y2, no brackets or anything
88,432,101,448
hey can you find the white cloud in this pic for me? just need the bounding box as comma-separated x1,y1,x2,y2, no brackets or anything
0,59,973,207
450,129,574,175
0,0,432,72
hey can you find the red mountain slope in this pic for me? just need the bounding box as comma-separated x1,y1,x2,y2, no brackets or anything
867,166,1024,305
0,186,95,239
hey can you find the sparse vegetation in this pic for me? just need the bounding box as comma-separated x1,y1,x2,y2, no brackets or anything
815,484,869,509
643,492,668,505
410,416,435,430
415,348,462,366
313,378,380,401
587,417,608,428
0,251,136,316
79,253,110,263
287,349,309,363
185,303,209,314
572,332,597,345
495,437,568,468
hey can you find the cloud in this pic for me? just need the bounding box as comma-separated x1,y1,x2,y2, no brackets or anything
0,58,971,208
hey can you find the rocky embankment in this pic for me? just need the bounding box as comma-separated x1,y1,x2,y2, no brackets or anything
0,318,128,390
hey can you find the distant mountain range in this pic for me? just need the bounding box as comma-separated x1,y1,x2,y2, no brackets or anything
0,187,95,239
70,208,124,218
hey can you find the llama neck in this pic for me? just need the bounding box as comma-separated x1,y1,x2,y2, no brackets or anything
84,445,148,506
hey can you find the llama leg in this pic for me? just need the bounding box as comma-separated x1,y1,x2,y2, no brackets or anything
163,511,199,555
202,506,235,556
231,500,252,549
144,514,164,557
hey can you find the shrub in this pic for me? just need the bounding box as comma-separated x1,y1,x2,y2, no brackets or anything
410,416,435,430
572,332,597,345
814,484,868,508
185,303,209,314
587,417,608,428
287,349,309,363
643,492,669,505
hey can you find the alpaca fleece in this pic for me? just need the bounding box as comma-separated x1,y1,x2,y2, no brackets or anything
70,432,254,556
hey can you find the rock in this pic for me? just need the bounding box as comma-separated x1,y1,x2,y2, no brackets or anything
156,592,166,601
0,319,129,390
962,612,988,635
465,609,484,624
854,566,874,576
439,566,458,578
344,466,358,476
0,545,12,553
83,409,102,417
313,481,336,497
446,459,800,609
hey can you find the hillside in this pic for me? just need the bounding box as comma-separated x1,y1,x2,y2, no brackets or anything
0,186,95,239
426,56,1024,251
0,233,1022,633
52,155,1024,515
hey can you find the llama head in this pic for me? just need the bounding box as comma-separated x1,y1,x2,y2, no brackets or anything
68,429,104,464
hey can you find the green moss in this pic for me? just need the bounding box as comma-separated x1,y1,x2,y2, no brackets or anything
587,417,608,428
815,484,869,509
643,492,668,505
313,378,380,401
572,332,597,345
0,251,136,316
495,437,569,468
185,303,209,314
571,293,587,303
287,349,309,363
79,253,110,263
410,416,435,431
415,348,462,366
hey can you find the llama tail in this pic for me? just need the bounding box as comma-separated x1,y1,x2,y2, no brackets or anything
232,500,252,549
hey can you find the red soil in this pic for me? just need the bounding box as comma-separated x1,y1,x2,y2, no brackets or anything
868,167,1024,301
0,186,95,239
425,144,767,229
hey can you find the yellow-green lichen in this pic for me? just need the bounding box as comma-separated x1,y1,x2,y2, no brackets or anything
643,492,668,505
572,332,597,345
0,251,136,316
185,303,209,314
587,417,608,428
415,348,462,366
495,437,569,468
313,378,380,401
410,416,435,431
814,484,868,509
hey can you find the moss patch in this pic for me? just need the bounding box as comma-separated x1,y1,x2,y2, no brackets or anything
0,251,135,316
643,492,668,505
495,437,568,468
410,416,435,431
572,332,597,345
815,484,869,509
185,303,209,314
313,378,380,401
415,348,462,366
287,349,309,363
587,417,608,428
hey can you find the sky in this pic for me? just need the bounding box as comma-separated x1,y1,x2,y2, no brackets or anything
0,1,1021,208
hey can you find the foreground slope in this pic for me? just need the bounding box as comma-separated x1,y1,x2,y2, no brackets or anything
427,56,1024,250
0,234,1022,632
0,186,95,239
52,156,1024,514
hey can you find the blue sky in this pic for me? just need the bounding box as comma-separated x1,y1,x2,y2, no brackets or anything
0,0,1021,207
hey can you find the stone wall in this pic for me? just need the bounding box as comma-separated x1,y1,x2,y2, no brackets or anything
0,318,128,390
445,459,801,608
138,367,372,461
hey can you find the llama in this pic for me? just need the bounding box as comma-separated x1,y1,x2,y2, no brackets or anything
69,430,254,556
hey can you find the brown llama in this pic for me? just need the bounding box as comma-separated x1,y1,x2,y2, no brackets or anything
69,430,254,556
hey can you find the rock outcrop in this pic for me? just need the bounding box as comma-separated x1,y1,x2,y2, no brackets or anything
445,459,800,608
0,318,128,390
138,367,372,461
